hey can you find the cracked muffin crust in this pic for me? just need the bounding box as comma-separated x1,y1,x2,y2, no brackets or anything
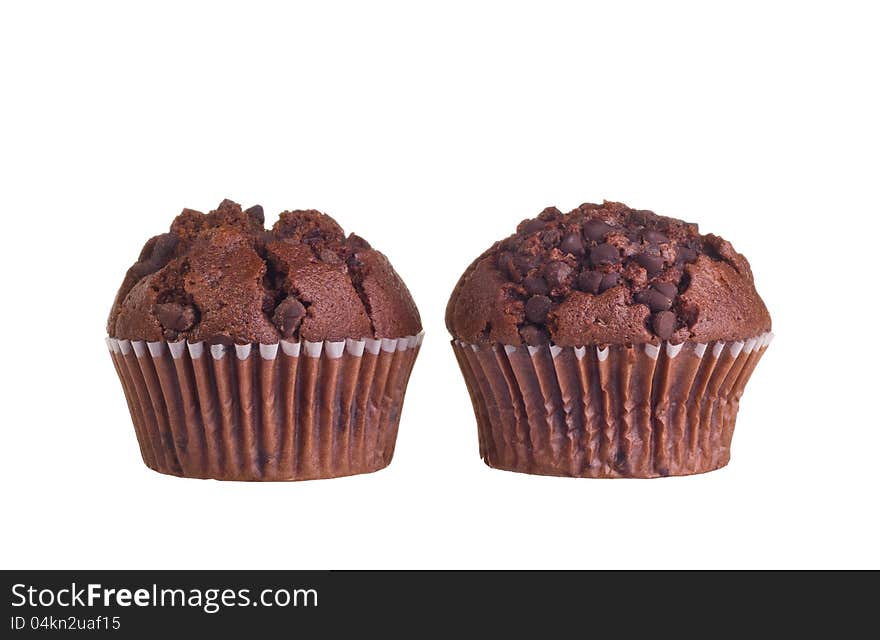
108,199,421,343
446,201,770,346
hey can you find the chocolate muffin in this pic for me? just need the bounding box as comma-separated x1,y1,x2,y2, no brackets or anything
447,201,771,478
107,199,422,481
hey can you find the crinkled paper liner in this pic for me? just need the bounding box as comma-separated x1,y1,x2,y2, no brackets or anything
452,332,771,478
107,333,423,481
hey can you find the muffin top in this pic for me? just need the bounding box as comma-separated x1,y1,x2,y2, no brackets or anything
108,199,421,343
446,201,770,346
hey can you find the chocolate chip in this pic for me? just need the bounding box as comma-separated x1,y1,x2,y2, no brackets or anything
629,210,652,226
540,227,562,247
538,206,563,221
207,334,234,346
520,219,546,235
635,289,673,312
676,246,698,264
652,310,676,340
272,297,306,339
498,252,519,280
319,248,342,265
245,204,265,225
163,328,179,341
583,219,614,242
151,233,180,263
523,276,549,296
519,324,549,346
302,229,325,245
524,295,552,324
346,253,364,270
154,302,197,331
544,261,573,287
137,236,158,262
514,254,539,276
599,272,620,292
559,232,585,256
634,253,665,275
643,230,669,244
576,271,603,294
501,252,538,281
129,261,154,280
651,281,678,298
346,234,371,251
590,242,620,267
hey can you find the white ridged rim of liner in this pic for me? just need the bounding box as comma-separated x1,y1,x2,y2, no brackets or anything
281,340,300,357
324,341,345,359
132,341,147,358
365,338,381,355
108,332,423,361
259,343,279,360
187,341,204,359
666,342,684,358
168,341,187,359
346,339,366,357
304,340,323,358
455,332,772,361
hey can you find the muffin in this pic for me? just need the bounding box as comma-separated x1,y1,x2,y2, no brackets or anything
107,199,422,480
446,201,771,478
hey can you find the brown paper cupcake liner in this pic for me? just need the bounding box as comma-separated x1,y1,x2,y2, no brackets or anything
452,332,771,478
107,333,423,481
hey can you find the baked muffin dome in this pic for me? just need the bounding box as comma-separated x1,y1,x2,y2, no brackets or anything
446,201,770,346
108,199,421,343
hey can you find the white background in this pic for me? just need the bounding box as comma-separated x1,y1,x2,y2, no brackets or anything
1,1,877,569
